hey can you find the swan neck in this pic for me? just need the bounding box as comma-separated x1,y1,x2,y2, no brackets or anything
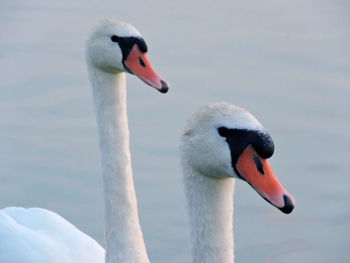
88,66,150,263
183,164,235,263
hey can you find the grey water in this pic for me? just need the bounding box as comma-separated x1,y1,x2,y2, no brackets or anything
1,0,349,262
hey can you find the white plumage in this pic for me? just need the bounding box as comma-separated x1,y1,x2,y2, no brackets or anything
0,207,104,263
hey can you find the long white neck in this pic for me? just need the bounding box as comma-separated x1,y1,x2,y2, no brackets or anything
183,163,235,263
88,66,150,263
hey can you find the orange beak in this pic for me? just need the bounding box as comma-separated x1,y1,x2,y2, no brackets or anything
124,45,169,93
236,145,295,214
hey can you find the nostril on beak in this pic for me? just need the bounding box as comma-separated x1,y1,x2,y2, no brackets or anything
139,57,146,67
279,194,295,214
159,80,169,93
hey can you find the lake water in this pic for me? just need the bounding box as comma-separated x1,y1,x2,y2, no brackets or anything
1,1,349,262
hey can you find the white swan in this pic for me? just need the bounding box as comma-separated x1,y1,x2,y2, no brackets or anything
180,102,295,263
0,19,169,263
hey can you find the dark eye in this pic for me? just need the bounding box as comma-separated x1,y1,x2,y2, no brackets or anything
111,35,120,42
217,127,229,137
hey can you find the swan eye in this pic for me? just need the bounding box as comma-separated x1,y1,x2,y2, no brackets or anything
217,127,229,137
111,35,120,42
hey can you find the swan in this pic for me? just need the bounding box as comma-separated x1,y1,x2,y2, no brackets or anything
0,19,169,263
180,101,295,263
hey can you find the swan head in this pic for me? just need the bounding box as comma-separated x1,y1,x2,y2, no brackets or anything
180,101,295,214
86,19,169,93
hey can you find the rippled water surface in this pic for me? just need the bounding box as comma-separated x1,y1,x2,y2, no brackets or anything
1,1,349,262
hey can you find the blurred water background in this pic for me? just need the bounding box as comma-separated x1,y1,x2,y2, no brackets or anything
1,0,349,262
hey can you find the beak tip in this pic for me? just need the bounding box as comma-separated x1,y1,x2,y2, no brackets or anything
279,194,295,214
159,80,169,93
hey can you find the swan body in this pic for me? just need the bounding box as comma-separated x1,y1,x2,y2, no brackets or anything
0,19,169,263
180,102,295,263
0,207,104,263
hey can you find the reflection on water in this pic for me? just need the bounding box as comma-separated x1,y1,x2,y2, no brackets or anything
1,0,349,262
